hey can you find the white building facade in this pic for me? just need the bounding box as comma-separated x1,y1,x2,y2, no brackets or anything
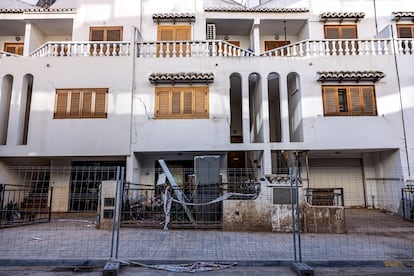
0,0,413,228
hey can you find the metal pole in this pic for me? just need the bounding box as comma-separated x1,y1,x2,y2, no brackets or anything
295,165,302,262
48,186,53,222
289,167,297,262
115,167,125,259
110,166,121,259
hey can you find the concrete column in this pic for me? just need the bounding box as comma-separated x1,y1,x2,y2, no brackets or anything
99,180,118,230
252,19,261,56
50,160,71,212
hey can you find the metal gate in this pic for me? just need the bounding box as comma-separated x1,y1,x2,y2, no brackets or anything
120,160,259,229
402,185,414,221
0,184,52,228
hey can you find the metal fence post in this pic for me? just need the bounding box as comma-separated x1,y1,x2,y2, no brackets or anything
110,166,121,259
48,186,53,222
289,167,297,262
115,167,125,259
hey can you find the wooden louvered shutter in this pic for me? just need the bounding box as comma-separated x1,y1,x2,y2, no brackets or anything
349,87,362,114
55,90,68,118
361,87,376,115
341,26,357,39
325,26,340,39
156,90,170,116
175,26,191,40
5,46,16,54
82,91,92,117
158,27,174,41
171,90,181,115
183,90,193,115
70,91,81,118
323,87,338,115
175,26,191,55
194,88,207,116
94,90,107,117
398,26,413,38
107,30,121,41
90,30,104,41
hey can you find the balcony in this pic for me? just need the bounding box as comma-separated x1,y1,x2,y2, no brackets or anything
137,40,254,58
29,41,131,57
24,38,413,58
261,38,394,57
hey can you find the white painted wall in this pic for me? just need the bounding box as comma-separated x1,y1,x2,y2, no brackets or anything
0,56,132,156
0,0,412,185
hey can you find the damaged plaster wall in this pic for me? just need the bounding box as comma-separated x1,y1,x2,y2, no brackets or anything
302,203,345,233
223,180,272,231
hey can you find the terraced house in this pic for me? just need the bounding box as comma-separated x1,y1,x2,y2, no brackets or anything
0,0,413,232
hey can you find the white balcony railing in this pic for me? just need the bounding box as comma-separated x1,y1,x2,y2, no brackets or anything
261,39,394,57
395,39,414,55
0,51,21,58
29,41,131,57
22,38,414,58
137,40,254,58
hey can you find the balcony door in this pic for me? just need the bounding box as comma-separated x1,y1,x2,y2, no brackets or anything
4,43,24,55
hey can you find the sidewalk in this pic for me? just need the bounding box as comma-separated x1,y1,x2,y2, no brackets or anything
0,264,413,276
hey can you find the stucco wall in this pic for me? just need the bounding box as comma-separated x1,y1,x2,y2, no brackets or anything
302,203,345,233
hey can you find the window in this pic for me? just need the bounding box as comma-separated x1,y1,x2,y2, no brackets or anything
157,25,191,57
322,86,377,116
4,43,24,55
324,25,357,39
324,25,358,54
89,26,123,55
264,41,290,56
90,26,123,41
397,24,414,38
157,25,191,41
54,89,107,119
155,86,208,119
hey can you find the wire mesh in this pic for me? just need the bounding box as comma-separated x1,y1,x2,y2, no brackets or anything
0,166,120,260
0,165,412,262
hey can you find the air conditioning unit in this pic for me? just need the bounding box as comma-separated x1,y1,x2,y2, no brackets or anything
206,24,216,40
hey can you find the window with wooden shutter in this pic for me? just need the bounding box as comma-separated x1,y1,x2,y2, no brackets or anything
323,87,338,115
397,25,414,38
155,86,209,119
324,25,357,39
322,86,377,116
90,26,123,41
54,88,108,119
157,25,191,57
90,26,123,55
4,43,24,55
324,25,357,54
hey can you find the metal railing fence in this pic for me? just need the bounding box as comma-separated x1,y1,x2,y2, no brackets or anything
0,165,412,263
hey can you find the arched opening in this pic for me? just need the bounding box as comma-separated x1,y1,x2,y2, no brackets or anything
267,72,282,142
287,72,303,142
249,73,263,143
0,75,13,145
18,74,33,145
229,73,243,143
